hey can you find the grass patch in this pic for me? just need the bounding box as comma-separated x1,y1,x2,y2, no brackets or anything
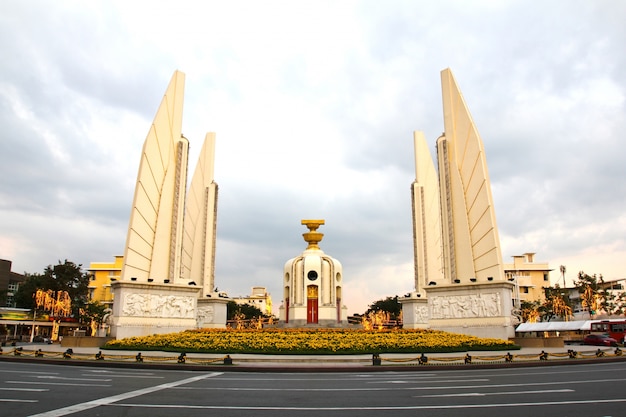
103,328,519,354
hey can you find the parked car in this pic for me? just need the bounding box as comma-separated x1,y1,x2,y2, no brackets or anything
32,335,52,344
583,334,618,347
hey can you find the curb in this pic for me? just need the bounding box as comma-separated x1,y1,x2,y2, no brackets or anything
2,347,626,373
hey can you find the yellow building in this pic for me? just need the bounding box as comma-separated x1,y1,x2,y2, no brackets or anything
233,287,273,316
87,255,122,308
503,253,552,306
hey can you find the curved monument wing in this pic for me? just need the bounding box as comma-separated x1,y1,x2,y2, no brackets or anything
439,68,504,282
181,132,218,294
412,131,444,290
122,71,187,282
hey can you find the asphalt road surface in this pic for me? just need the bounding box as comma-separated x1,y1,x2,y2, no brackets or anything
2,360,626,417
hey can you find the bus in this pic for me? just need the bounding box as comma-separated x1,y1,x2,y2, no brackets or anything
590,320,626,344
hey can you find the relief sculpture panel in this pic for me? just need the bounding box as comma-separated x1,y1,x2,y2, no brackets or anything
122,293,195,318
430,293,501,319
197,305,215,323
414,306,429,324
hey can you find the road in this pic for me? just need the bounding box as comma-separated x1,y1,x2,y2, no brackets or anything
2,360,626,416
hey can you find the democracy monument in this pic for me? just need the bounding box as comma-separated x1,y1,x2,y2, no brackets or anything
108,68,514,340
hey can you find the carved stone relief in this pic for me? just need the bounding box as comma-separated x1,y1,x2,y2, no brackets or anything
197,305,215,324
414,306,429,324
430,293,502,319
122,293,195,318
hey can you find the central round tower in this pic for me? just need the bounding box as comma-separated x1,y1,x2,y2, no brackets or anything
279,220,347,327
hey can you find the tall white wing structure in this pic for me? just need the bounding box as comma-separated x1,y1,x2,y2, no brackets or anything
121,71,188,283
411,131,445,291
181,133,218,295
437,68,505,282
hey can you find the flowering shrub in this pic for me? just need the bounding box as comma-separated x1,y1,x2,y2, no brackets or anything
103,328,518,354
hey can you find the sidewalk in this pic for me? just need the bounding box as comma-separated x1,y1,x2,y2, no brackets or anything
2,342,620,370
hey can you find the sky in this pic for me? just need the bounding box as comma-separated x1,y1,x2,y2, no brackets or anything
1,0,625,315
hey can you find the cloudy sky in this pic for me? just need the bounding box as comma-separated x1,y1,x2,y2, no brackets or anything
1,0,624,314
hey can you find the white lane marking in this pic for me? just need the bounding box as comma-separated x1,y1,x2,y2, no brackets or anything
7,381,111,387
111,397,626,410
174,377,626,392
81,374,163,379
420,389,575,397
369,378,489,384
85,370,157,376
36,376,112,382
27,372,223,417
0,387,48,392
0,398,38,403
83,374,165,381
0,370,59,375
356,373,438,377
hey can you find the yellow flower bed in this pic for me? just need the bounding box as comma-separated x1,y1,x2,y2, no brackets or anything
103,328,518,354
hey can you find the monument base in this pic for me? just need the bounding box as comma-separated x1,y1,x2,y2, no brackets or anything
278,304,348,328
196,295,229,329
110,281,201,339
399,292,430,329
401,282,516,340
427,281,515,340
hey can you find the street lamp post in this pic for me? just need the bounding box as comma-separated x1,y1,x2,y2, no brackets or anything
29,309,36,343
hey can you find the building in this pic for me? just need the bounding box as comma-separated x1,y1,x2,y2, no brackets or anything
87,255,122,309
232,287,273,316
564,277,626,319
0,259,25,308
503,253,552,306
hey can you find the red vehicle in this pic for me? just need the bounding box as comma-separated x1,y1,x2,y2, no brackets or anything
590,320,626,344
584,334,618,347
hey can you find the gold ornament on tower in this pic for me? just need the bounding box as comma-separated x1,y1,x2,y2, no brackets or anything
301,219,325,250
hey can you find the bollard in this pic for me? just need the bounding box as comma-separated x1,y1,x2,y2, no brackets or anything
136,353,143,362
464,354,472,364
63,348,73,359
372,353,381,366
539,351,548,360
505,352,513,362
224,355,233,365
35,349,44,358
177,352,186,363
419,353,428,365
95,351,104,360
568,349,577,359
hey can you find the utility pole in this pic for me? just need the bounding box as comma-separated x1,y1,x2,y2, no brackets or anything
560,265,567,289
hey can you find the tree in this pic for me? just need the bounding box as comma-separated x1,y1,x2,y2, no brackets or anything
227,301,267,321
13,272,50,310
539,285,573,321
79,301,109,335
365,296,402,320
14,260,91,318
574,271,603,318
520,300,540,323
